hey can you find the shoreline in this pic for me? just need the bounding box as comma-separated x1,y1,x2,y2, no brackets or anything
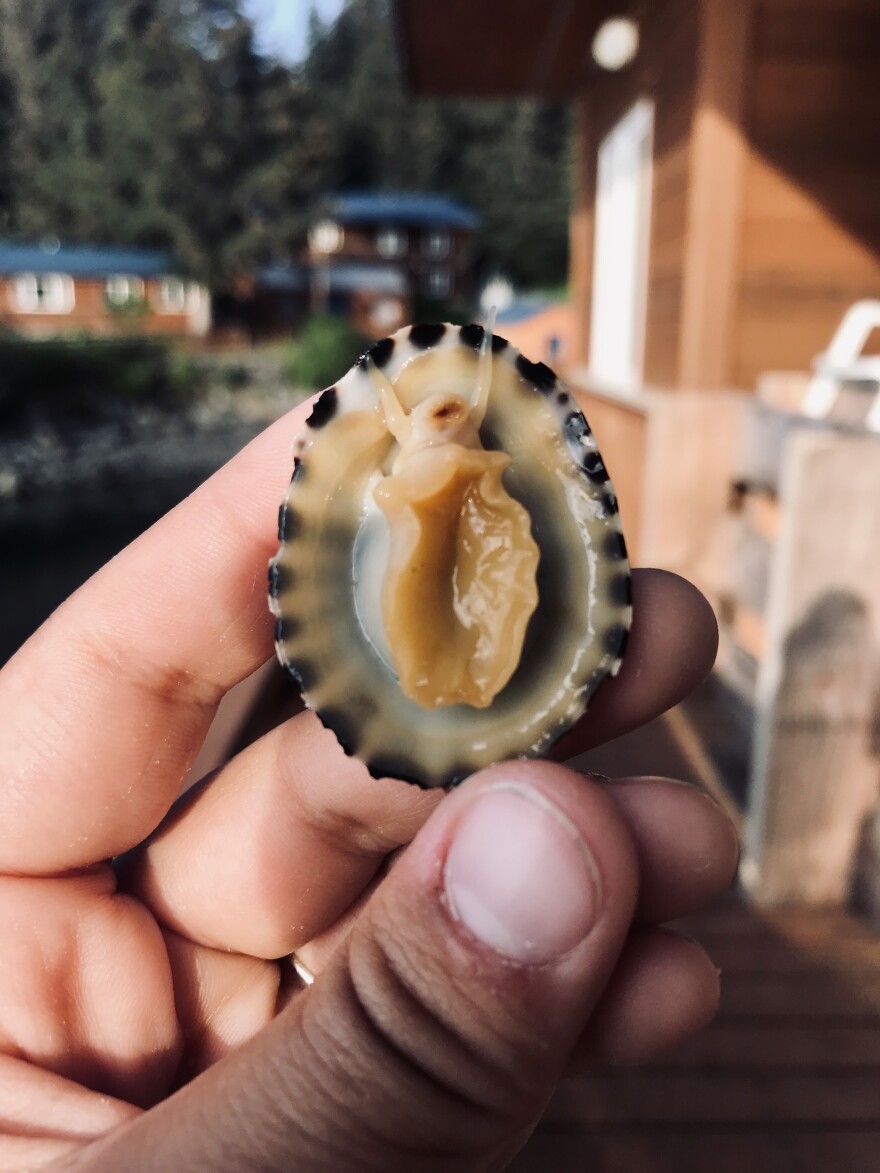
0,384,301,527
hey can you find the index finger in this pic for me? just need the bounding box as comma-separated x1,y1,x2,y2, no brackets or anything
0,399,314,874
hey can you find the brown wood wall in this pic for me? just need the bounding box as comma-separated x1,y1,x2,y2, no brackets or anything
734,0,880,388
573,0,880,392
570,0,700,384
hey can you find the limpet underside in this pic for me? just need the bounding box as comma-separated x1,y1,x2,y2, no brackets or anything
269,321,631,789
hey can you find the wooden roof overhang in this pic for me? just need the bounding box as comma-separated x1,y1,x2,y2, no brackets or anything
393,0,617,98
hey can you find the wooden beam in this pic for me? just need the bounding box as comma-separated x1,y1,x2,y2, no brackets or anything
568,96,595,368
678,0,754,388
395,0,613,98
743,430,880,906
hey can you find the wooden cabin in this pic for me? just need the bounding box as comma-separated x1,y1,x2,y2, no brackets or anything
308,191,479,335
396,0,880,910
397,0,880,534
0,242,210,338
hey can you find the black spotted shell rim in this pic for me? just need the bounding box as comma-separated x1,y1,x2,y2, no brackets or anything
269,321,631,788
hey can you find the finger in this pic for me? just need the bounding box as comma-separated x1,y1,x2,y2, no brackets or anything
0,871,181,1109
123,712,442,958
0,400,712,881
67,763,649,1172
602,777,739,923
0,398,314,874
0,1054,139,1171
553,568,718,758
293,774,739,981
125,728,732,964
161,931,280,1083
123,574,719,960
575,928,721,1066
0,1054,139,1156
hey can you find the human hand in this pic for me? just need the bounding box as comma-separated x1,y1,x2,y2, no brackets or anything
0,399,736,1171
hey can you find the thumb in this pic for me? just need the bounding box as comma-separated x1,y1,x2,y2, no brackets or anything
76,762,638,1172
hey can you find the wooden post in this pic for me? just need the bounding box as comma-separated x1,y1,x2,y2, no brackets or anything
568,95,595,368
743,430,880,905
638,387,746,614
678,0,753,388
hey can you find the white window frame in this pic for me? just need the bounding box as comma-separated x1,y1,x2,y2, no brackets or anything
423,229,450,259
11,272,75,314
588,98,654,392
156,276,187,313
376,226,407,259
424,267,451,299
106,275,145,306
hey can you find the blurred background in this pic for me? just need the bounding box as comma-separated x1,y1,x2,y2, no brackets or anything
1,1,879,1168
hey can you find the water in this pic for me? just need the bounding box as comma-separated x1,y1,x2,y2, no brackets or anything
0,392,285,666
0,478,202,665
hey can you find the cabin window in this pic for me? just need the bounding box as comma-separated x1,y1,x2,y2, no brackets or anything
309,220,343,254
423,230,450,259
376,227,407,258
424,267,451,299
589,99,654,391
106,275,145,306
157,277,187,313
11,273,75,313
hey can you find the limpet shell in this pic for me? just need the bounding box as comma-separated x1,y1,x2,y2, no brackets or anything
269,322,631,788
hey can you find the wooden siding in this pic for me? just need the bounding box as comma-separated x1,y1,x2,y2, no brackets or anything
570,0,700,386
574,0,880,391
734,0,880,388
0,277,193,337
568,377,745,607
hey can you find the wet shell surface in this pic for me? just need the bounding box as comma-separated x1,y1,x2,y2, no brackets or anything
269,321,631,788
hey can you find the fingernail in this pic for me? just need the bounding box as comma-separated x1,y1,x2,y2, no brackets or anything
443,783,602,964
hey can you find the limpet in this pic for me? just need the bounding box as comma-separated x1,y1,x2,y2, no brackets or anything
269,321,631,788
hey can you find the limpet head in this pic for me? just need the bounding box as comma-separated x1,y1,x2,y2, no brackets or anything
269,322,631,788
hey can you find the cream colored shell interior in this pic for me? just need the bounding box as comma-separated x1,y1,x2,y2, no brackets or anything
269,326,631,789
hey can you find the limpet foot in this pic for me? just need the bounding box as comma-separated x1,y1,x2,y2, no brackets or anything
269,322,631,789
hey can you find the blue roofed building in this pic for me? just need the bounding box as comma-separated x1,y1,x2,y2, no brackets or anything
1,192,481,343
308,191,480,336
323,192,480,231
0,241,210,338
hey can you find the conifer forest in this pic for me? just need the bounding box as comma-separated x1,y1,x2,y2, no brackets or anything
0,0,571,292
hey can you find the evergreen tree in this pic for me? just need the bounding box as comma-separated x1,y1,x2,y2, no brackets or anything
304,0,571,289
0,0,114,240
0,0,326,285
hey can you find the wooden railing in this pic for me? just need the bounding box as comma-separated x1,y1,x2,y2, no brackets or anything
569,368,880,911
